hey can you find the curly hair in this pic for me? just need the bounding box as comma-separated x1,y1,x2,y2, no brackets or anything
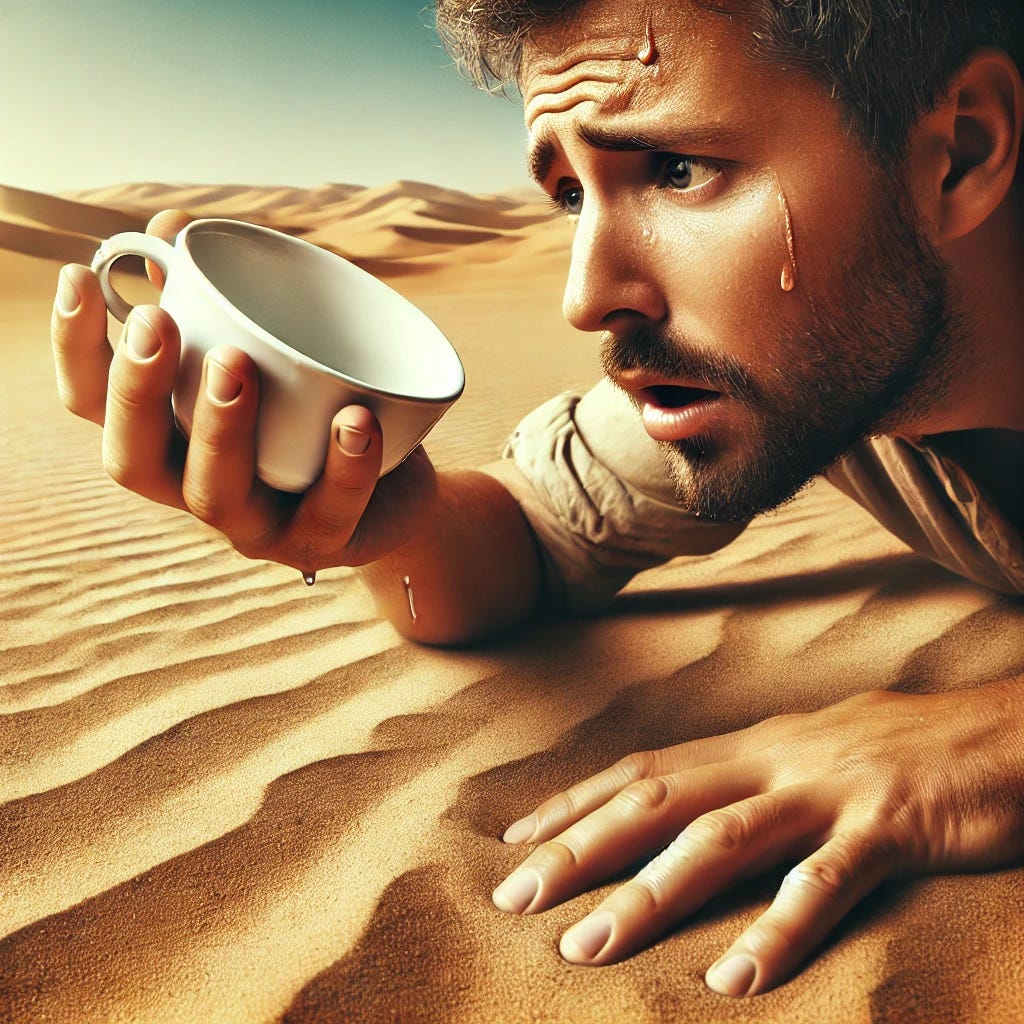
432,0,1023,165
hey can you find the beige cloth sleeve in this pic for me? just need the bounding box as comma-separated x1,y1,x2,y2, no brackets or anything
485,380,1024,610
826,434,1024,595
482,379,747,613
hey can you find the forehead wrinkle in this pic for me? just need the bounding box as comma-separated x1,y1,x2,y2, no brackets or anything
526,84,634,187
522,35,634,86
524,66,641,133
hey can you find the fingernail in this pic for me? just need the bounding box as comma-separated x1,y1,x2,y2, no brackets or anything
206,359,242,404
125,313,161,361
57,269,80,316
336,424,371,456
502,815,537,845
492,870,540,914
560,913,614,961
706,955,757,997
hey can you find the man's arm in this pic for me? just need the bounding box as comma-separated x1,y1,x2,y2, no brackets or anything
359,468,544,646
51,211,546,648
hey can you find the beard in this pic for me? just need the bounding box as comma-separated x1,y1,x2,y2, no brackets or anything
599,180,968,523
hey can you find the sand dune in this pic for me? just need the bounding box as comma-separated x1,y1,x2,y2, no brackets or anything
1,182,1022,1023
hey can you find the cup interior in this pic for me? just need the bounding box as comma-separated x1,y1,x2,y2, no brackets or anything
184,222,463,401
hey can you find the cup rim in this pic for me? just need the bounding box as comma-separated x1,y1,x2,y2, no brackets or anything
177,218,465,404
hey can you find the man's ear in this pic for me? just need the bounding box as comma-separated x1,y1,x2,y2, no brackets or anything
911,48,1023,243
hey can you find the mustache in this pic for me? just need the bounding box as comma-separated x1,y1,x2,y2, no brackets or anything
598,327,762,404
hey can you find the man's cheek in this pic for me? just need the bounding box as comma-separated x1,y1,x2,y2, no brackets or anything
656,193,796,360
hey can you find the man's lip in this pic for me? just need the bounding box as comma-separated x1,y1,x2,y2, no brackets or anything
608,374,730,442
639,390,726,442
611,372,725,402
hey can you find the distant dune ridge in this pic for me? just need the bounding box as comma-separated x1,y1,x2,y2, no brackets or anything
1,180,1023,1023
58,179,566,276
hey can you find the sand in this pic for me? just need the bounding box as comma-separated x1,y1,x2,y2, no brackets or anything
1,182,1022,1023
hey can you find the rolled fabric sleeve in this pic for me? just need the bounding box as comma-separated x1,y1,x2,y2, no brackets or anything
827,434,1024,596
483,379,747,614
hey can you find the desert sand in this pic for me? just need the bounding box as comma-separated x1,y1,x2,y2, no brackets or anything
1,181,1022,1023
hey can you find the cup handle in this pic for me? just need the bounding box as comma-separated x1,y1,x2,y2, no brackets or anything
90,231,176,322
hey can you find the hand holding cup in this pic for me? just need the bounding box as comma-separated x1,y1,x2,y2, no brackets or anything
90,217,464,492
52,211,458,574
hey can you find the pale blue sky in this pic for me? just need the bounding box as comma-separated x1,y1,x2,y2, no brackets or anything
0,0,535,194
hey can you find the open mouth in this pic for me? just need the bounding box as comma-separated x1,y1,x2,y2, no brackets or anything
645,384,721,408
638,384,728,443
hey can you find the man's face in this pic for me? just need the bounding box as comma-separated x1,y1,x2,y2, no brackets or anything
521,0,963,521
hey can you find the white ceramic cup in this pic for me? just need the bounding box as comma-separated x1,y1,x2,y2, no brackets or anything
91,218,464,492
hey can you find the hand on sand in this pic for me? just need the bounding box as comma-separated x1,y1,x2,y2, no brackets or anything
50,210,437,574
494,683,1024,996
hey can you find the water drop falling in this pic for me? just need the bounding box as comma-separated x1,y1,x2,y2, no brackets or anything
302,571,316,587
780,264,795,291
638,16,658,66
402,575,418,622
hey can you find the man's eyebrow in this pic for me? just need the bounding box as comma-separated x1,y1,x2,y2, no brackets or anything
528,136,559,188
528,122,747,186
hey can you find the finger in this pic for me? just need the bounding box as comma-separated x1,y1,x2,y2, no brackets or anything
181,346,280,543
502,733,747,846
704,831,897,997
51,264,114,425
493,763,766,917
551,787,825,966
318,442,437,567
145,209,192,287
102,306,188,509
272,405,384,572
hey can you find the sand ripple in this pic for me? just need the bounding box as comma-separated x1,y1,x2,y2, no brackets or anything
1,185,1022,1023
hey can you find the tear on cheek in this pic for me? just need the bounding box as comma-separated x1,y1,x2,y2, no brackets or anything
775,178,797,292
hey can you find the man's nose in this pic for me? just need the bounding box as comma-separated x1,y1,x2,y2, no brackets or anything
561,201,667,333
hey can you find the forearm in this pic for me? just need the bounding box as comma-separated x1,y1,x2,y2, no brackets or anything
358,469,546,646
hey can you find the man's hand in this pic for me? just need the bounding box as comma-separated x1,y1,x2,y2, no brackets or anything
50,210,438,575
492,682,1024,996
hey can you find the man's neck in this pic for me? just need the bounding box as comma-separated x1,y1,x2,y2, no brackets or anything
906,179,1024,437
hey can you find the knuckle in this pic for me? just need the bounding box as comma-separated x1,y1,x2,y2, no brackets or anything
190,409,248,452
102,442,147,493
616,776,673,814
230,536,269,562
536,838,581,872
616,750,658,785
621,876,662,916
60,386,101,424
543,789,583,828
744,915,799,959
182,484,234,529
857,799,900,838
302,493,360,540
107,364,146,413
634,840,690,907
684,805,756,852
324,460,378,500
784,858,851,900
852,688,897,711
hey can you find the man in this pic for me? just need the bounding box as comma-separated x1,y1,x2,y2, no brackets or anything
51,0,1023,1000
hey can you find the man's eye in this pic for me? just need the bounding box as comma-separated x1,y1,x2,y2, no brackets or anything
550,184,584,216
660,155,718,191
